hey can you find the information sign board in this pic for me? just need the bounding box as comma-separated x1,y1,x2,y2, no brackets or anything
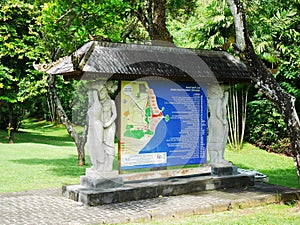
120,80,207,170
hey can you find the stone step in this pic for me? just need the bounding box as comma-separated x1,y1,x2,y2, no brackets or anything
63,173,254,206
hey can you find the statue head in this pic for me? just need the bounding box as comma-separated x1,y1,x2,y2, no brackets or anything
98,87,109,101
208,84,223,98
88,80,105,90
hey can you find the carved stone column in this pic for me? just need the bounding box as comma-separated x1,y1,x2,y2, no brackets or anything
207,84,237,176
81,80,123,189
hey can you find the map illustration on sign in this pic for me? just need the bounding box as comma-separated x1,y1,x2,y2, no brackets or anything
121,81,169,150
120,80,207,170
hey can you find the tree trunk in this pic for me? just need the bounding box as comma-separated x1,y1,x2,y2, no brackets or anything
132,0,173,43
77,136,87,166
226,0,300,185
152,0,173,42
227,84,249,150
8,103,14,144
47,74,88,166
78,122,88,166
0,91,3,127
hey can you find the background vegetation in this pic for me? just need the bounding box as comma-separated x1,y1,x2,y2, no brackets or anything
0,2,299,222
0,0,299,173
168,0,300,153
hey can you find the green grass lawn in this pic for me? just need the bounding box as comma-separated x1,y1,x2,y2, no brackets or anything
225,143,299,188
0,119,90,193
0,119,299,193
0,120,300,193
124,203,300,225
0,119,299,224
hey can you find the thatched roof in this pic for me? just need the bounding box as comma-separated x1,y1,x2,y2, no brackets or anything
37,41,250,83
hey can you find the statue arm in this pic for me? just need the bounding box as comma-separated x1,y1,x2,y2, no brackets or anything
215,103,223,122
222,91,229,124
103,100,117,128
223,91,229,109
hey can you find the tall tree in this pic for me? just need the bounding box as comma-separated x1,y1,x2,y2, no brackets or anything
123,0,197,43
46,74,88,166
39,0,197,165
168,0,232,48
226,0,300,184
40,0,129,54
126,0,173,42
168,0,299,153
39,0,130,165
0,1,46,143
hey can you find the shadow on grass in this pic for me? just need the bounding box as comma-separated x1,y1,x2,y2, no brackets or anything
233,162,299,189
16,132,74,147
0,129,74,146
10,156,90,178
20,120,57,130
0,119,81,146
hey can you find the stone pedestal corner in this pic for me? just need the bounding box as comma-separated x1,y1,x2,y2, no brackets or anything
211,165,238,176
80,168,124,189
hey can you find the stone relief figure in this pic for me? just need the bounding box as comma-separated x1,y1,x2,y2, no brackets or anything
207,85,231,166
99,87,117,172
86,82,117,173
87,88,103,171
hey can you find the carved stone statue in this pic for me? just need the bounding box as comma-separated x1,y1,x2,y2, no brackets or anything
99,87,117,172
86,82,117,173
207,85,231,166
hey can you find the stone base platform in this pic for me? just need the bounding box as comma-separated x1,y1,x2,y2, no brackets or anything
211,165,238,176
62,173,255,206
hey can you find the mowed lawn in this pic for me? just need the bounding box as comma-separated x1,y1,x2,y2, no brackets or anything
225,143,299,189
0,119,299,193
0,119,300,225
0,120,89,193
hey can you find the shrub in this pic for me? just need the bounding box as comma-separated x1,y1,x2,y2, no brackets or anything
267,138,292,156
245,98,291,155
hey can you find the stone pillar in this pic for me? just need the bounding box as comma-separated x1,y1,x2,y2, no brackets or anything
82,80,123,189
207,84,237,176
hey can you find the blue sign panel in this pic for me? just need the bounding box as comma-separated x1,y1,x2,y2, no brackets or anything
120,80,207,170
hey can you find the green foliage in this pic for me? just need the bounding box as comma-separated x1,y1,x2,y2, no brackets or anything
37,1,131,126
167,0,197,16
244,0,300,111
245,98,290,154
241,0,300,150
270,138,292,156
168,0,234,49
169,0,299,150
0,1,48,131
121,0,198,42
39,0,130,55
71,80,88,126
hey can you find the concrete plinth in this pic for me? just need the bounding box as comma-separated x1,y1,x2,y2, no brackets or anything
80,169,124,189
63,173,255,206
211,165,238,176
80,176,124,189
